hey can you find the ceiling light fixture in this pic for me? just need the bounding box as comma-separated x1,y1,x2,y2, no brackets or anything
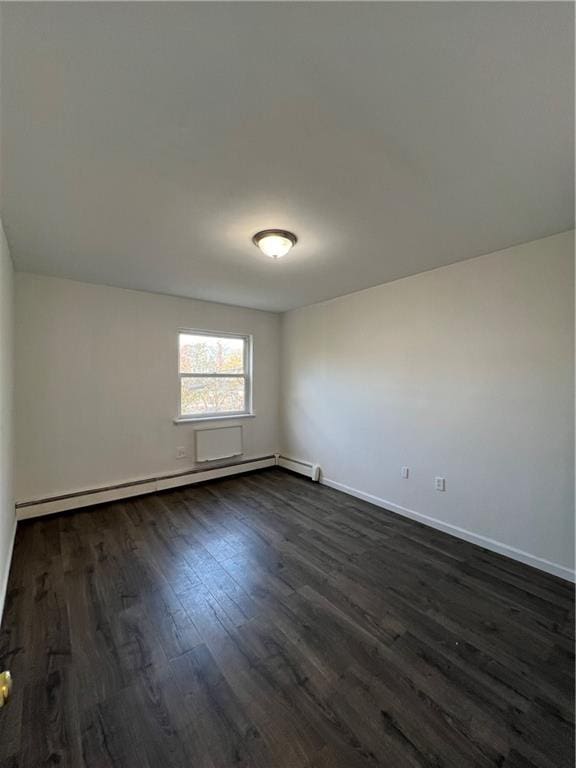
252,229,297,259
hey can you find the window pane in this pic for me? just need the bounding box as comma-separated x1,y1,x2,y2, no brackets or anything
181,377,246,415
179,334,245,374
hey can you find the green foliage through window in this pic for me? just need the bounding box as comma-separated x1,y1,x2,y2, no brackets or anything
178,333,250,416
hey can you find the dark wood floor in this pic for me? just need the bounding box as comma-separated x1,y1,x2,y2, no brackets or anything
0,468,573,767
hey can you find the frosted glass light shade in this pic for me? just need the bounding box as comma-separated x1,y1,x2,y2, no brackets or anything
252,229,297,258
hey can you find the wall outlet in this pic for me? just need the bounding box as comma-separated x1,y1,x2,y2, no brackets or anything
401,466,409,479
176,447,187,459
435,476,446,491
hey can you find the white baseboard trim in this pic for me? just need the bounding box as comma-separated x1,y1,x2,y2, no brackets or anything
0,516,17,622
321,476,575,583
16,456,276,520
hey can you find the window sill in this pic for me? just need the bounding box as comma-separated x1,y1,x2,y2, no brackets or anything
173,413,256,425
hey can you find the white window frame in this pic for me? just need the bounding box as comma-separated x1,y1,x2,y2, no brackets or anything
176,329,253,422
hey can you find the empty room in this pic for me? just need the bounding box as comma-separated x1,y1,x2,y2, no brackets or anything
0,1,573,766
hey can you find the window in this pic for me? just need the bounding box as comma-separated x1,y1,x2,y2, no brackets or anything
178,331,252,419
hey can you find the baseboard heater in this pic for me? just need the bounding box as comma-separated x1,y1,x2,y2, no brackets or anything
16,455,276,520
277,455,321,482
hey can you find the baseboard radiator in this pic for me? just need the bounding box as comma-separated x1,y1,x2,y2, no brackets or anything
277,455,321,482
16,455,277,520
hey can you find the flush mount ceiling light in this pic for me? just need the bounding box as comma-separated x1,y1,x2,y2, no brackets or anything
252,229,297,259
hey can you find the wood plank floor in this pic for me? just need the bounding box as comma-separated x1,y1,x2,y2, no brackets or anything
0,468,573,767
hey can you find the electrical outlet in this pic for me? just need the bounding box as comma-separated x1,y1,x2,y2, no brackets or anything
176,447,187,459
401,466,409,479
435,477,446,491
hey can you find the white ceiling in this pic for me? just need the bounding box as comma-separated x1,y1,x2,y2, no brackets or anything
1,2,573,312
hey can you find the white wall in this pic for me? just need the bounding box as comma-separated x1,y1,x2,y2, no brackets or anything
15,275,280,502
281,231,575,578
0,221,15,609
